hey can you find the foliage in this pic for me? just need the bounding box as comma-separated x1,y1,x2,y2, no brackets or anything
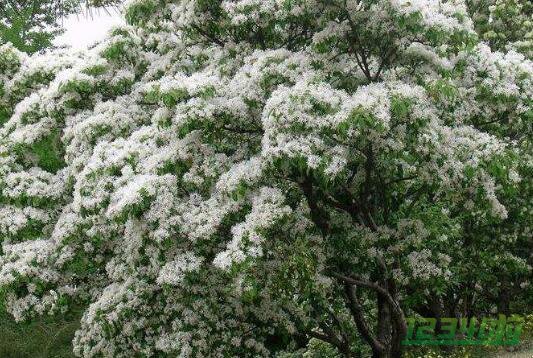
0,1,531,358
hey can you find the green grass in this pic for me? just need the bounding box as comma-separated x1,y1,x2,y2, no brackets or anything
0,312,79,358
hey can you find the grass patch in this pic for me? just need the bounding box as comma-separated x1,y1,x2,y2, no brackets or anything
0,311,79,358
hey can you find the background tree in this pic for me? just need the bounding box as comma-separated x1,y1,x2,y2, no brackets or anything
0,1,531,358
0,0,120,53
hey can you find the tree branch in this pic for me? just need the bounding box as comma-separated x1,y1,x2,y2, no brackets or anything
333,273,407,337
191,24,224,46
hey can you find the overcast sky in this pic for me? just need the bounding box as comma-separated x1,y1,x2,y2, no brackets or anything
54,10,124,50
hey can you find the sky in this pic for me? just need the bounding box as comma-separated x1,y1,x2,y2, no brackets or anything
54,9,124,50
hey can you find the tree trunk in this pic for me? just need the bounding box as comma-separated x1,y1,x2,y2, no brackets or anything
363,294,406,358
372,317,405,358
336,274,407,358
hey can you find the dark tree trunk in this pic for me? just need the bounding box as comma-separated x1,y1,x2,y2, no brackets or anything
337,275,407,358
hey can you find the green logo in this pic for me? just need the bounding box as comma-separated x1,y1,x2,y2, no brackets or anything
402,315,524,346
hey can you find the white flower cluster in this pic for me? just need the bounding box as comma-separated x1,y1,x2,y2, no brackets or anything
389,0,474,33
157,252,203,286
406,249,451,281
213,187,292,269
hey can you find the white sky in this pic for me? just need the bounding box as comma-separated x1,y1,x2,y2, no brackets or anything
54,10,124,50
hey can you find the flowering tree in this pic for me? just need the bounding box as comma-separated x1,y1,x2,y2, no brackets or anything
0,1,531,357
